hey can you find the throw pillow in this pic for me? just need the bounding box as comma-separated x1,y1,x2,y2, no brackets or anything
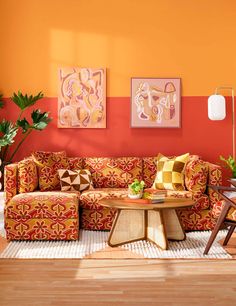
18,158,38,193
32,151,68,191
58,169,93,192
152,153,189,191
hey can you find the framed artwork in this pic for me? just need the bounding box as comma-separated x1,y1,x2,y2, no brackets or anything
131,78,181,128
58,67,106,128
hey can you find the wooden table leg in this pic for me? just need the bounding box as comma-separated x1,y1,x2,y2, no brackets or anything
108,209,145,247
146,210,168,250
162,208,186,240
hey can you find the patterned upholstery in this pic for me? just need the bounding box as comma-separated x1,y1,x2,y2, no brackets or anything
80,188,128,210
32,151,69,191
83,157,142,188
185,158,208,195
212,199,236,222
4,163,18,203
4,155,222,235
207,162,222,208
18,158,38,193
178,209,216,231
152,153,189,191
4,192,79,241
68,157,84,170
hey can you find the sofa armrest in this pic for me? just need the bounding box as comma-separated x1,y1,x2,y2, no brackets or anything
206,162,222,208
4,163,18,203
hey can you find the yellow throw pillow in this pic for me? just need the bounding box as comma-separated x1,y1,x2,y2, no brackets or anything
152,153,189,191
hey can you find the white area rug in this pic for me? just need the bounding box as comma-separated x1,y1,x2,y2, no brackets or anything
0,193,232,259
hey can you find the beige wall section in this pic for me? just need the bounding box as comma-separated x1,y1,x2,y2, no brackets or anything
0,0,236,97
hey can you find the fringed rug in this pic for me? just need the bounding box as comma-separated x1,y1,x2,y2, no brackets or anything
0,229,232,259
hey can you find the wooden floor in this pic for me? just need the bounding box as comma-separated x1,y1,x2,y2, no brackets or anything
0,259,236,306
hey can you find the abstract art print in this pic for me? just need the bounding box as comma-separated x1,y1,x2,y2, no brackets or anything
58,67,106,128
131,78,181,128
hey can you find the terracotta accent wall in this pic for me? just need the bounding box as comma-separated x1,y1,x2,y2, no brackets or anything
1,96,232,165
0,0,236,166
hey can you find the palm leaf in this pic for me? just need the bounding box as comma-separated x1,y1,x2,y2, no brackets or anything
31,109,52,130
0,120,18,147
11,91,44,110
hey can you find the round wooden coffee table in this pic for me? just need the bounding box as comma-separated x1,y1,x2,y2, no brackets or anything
99,198,194,250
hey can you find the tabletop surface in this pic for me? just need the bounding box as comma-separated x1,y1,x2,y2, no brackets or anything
99,197,194,210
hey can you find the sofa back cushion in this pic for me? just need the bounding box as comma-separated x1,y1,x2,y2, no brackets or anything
32,151,69,191
83,157,142,188
18,158,38,193
68,157,84,170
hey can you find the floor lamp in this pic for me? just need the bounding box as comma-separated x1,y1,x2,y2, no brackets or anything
208,87,235,160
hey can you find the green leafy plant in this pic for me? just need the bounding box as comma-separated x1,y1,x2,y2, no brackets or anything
219,155,236,178
128,179,145,195
0,91,52,163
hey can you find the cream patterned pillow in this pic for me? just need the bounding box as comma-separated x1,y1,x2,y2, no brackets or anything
58,169,93,192
152,153,189,191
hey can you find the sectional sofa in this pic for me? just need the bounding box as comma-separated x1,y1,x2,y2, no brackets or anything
4,154,222,241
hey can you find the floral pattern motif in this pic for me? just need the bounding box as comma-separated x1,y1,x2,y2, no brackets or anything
5,192,79,240
18,158,38,193
32,151,69,191
83,157,142,188
4,163,18,203
211,200,236,222
185,158,208,195
4,155,223,235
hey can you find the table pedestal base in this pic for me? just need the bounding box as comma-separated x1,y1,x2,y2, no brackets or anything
108,208,185,250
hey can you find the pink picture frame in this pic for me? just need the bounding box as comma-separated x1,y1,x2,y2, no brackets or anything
58,67,106,128
131,78,181,128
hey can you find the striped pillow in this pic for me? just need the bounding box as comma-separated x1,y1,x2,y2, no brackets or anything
152,153,189,191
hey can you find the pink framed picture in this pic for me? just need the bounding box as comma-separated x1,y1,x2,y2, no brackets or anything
58,67,106,128
131,78,181,128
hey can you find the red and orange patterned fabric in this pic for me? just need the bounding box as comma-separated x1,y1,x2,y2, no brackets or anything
68,157,84,170
32,151,69,191
142,157,157,188
207,162,222,208
83,157,142,188
185,158,208,195
81,207,117,230
80,188,128,210
4,163,18,203
18,158,38,193
5,192,79,240
178,209,216,231
211,199,236,222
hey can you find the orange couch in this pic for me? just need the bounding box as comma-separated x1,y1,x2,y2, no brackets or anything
4,155,222,241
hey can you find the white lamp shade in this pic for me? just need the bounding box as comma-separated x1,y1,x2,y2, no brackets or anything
208,94,226,120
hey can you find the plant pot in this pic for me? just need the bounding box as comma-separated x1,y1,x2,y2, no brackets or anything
128,192,143,199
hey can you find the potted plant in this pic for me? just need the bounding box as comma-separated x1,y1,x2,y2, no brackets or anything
128,179,145,199
0,91,52,187
219,155,236,184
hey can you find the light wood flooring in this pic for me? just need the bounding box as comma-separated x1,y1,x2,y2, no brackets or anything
0,258,236,306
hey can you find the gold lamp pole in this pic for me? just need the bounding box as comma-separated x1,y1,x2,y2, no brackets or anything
215,87,235,160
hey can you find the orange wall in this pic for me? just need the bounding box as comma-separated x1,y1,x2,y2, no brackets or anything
1,0,236,97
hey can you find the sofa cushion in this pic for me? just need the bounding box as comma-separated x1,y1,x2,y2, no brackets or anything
142,157,157,188
32,151,69,191
68,157,84,170
83,157,142,188
165,191,209,210
185,158,208,195
212,199,236,222
18,158,38,193
5,191,79,220
79,188,128,209
58,169,93,192
152,153,189,191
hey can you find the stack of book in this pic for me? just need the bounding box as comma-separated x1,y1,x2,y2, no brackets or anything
143,188,167,204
